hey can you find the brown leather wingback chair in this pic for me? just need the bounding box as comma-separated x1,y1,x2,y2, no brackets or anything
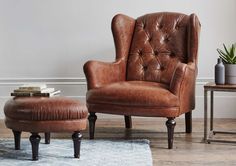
84,12,201,149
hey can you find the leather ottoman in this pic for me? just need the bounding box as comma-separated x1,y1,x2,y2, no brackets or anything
4,97,88,160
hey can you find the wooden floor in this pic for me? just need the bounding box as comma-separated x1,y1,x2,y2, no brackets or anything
1,117,236,165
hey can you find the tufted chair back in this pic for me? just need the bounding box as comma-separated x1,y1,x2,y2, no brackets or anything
127,12,193,85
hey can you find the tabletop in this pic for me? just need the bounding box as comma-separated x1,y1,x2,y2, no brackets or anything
204,82,236,91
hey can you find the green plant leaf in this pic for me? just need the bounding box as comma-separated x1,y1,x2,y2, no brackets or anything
229,44,234,59
219,55,228,64
217,49,231,62
219,52,232,63
217,44,236,64
232,55,236,63
217,49,227,57
232,44,235,57
223,44,230,56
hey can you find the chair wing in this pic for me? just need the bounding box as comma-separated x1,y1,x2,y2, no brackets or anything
84,14,135,89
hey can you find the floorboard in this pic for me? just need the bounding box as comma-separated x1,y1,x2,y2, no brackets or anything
1,117,236,165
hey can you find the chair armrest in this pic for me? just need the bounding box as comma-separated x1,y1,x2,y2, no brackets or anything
83,59,125,89
170,62,196,96
170,62,197,114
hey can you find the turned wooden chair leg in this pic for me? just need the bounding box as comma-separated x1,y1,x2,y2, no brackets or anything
185,111,192,133
166,118,176,149
72,131,82,158
45,132,50,144
124,116,132,129
29,133,41,161
12,130,21,150
88,112,97,139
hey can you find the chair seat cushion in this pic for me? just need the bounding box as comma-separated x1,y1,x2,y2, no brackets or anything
87,81,179,108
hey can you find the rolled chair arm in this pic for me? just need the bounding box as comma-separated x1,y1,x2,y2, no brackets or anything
170,62,197,115
83,59,125,90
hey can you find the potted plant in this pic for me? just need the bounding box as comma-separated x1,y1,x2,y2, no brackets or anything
217,43,236,84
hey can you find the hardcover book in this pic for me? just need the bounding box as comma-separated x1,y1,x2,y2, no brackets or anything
14,88,55,93
11,92,31,97
11,90,61,97
19,84,47,91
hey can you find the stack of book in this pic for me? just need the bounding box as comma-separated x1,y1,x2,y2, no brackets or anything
11,84,61,97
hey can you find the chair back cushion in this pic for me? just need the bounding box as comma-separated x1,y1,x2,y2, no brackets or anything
127,12,189,84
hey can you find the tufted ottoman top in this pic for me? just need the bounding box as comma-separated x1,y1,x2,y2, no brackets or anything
4,97,88,121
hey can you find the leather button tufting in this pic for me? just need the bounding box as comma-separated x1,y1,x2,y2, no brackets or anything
164,37,170,42
154,51,159,55
158,24,163,29
143,66,148,70
125,12,200,85
139,50,143,55
170,52,175,57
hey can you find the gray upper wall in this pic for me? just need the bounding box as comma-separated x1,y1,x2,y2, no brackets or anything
0,0,236,79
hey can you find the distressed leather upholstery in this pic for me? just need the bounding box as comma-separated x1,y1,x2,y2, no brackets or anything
4,97,88,132
87,81,179,117
84,12,201,148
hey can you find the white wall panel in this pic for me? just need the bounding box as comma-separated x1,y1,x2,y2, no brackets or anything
0,0,236,118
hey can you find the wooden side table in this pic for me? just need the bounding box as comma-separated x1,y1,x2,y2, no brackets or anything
204,82,236,143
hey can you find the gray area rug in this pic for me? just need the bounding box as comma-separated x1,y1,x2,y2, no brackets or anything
0,139,152,166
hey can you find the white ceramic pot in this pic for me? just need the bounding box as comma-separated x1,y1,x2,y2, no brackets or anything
225,64,236,84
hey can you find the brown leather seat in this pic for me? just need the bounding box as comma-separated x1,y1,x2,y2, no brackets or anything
84,12,201,149
87,81,179,117
4,97,88,160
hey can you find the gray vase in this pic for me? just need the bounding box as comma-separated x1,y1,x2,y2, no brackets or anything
215,58,225,85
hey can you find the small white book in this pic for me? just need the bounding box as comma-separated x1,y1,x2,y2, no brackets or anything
14,87,55,93
19,84,47,91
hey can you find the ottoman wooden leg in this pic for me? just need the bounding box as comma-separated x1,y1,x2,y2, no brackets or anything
12,130,21,150
72,131,82,158
45,132,50,144
29,133,41,161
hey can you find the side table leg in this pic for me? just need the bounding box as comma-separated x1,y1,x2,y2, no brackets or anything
210,91,214,131
204,89,208,142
